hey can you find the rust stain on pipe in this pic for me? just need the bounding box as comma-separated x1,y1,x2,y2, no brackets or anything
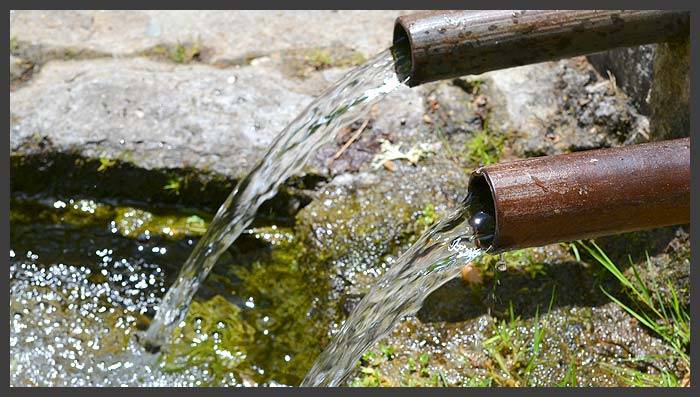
468,138,690,252
393,10,690,86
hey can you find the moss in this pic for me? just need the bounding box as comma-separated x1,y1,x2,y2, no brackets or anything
295,186,418,274
142,42,203,64
98,310,142,355
286,46,367,78
351,347,453,387
472,248,546,279
453,77,484,95
464,127,505,166
351,349,392,386
10,40,109,65
305,47,366,69
10,196,116,229
157,223,338,385
161,295,256,385
10,36,19,53
232,236,335,385
308,48,333,68
113,207,209,239
10,195,209,240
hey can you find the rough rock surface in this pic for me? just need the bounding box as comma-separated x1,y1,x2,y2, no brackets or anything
587,38,690,141
587,45,656,115
10,11,406,65
11,58,314,178
10,55,31,81
648,37,690,140
476,57,649,157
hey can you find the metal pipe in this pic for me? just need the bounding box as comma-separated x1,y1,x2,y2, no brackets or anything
393,10,690,86
468,138,690,253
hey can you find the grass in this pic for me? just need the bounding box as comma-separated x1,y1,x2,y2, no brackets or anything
524,287,555,379
557,355,578,387
600,362,681,387
351,347,452,387
481,289,556,387
464,126,505,167
578,241,689,365
577,240,690,384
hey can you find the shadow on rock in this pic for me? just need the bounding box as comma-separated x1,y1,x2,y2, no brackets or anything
417,260,618,323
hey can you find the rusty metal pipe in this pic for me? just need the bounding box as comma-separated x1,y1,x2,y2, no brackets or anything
468,138,690,253
393,10,689,86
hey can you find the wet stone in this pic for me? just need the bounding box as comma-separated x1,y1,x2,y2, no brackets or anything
295,158,470,300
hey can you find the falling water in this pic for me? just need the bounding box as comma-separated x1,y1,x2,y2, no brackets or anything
141,48,410,349
301,192,494,386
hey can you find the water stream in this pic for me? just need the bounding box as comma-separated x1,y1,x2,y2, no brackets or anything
142,48,410,349
302,194,491,386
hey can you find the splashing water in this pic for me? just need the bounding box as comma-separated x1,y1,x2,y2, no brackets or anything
301,193,492,386
141,49,410,349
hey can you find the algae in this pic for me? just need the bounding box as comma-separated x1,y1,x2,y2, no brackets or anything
233,234,336,385
285,46,367,78
141,42,204,64
161,295,255,385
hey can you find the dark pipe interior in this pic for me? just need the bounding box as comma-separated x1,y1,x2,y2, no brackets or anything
466,174,496,250
391,22,413,85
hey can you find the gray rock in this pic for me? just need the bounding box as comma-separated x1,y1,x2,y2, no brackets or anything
420,80,486,148
10,11,407,65
477,58,649,157
649,37,690,140
587,38,690,141
9,54,437,210
306,73,429,177
10,57,314,179
587,45,656,115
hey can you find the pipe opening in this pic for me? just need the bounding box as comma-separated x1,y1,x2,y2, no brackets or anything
466,173,497,250
391,22,413,86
